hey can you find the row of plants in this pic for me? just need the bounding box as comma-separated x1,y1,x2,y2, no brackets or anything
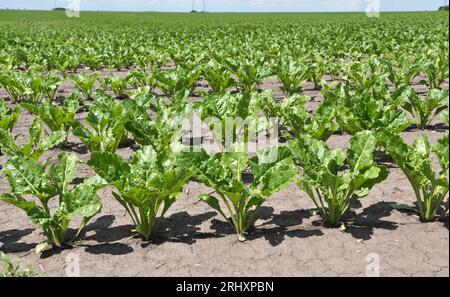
1,60,448,132
0,53,448,106
0,80,448,251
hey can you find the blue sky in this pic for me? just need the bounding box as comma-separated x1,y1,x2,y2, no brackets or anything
0,0,447,12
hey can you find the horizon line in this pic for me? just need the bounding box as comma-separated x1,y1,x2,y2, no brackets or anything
0,8,445,13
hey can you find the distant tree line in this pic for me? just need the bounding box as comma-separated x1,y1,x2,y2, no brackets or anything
438,5,449,11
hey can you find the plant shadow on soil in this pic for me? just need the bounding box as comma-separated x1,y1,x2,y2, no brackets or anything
79,215,135,256
62,142,88,155
0,228,36,253
441,215,449,230
78,208,322,250
0,201,405,257
373,150,397,168
242,201,400,245
391,201,449,228
243,207,324,247
344,201,398,241
77,212,220,254
404,123,449,133
141,211,219,247
150,207,324,247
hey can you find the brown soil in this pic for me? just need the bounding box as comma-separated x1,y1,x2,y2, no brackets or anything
0,73,448,277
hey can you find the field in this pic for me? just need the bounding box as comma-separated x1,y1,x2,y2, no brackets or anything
0,11,449,277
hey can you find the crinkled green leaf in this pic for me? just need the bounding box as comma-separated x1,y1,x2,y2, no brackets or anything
4,156,54,198
39,130,66,151
0,193,36,212
199,194,226,219
0,128,19,156
433,134,449,174
64,185,102,219
348,131,377,173
88,152,130,186
177,149,230,189
49,153,77,194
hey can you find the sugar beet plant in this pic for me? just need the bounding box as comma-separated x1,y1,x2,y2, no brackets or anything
275,58,307,96
253,91,338,142
280,94,338,141
196,91,262,149
87,91,192,240
227,57,268,93
124,90,191,152
0,117,66,161
420,45,449,90
202,60,236,95
0,251,39,277
153,65,200,97
288,131,389,227
127,69,157,92
88,146,191,240
379,131,449,221
0,68,62,103
322,82,411,136
0,153,102,252
401,88,449,129
101,74,131,98
0,98,20,132
72,92,127,153
21,94,80,143
70,72,99,99
177,146,297,241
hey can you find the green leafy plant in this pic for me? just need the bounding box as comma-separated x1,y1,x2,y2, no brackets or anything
306,54,330,90
0,252,39,277
127,69,157,92
344,58,388,92
202,60,236,95
0,98,20,132
128,86,155,109
124,90,190,151
88,146,191,240
21,94,80,142
53,51,80,74
402,88,449,129
281,94,338,141
253,89,281,122
101,74,131,98
0,69,62,103
153,64,200,96
253,90,338,141
378,131,449,221
323,82,411,136
72,93,126,153
227,57,268,93
442,111,449,126
0,70,25,103
197,91,261,149
288,131,389,227
70,72,99,99
276,59,307,96
0,153,102,252
420,46,449,90
383,54,421,89
0,118,66,160
177,146,297,241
